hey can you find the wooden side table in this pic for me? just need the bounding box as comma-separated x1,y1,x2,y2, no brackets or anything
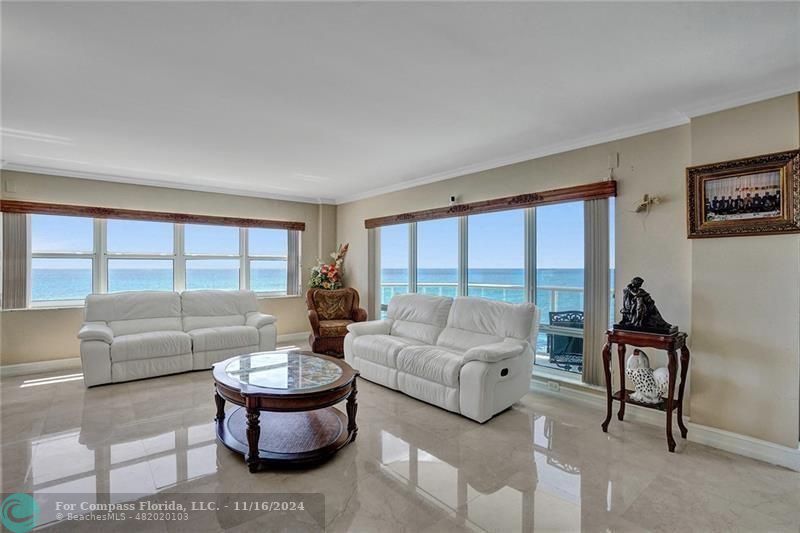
601,329,690,452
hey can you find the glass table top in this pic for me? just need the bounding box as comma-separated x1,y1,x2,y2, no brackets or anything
224,352,343,391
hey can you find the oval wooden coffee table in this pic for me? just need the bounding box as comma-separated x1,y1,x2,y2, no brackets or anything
212,350,358,472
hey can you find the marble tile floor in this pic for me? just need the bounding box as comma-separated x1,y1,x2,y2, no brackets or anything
1,360,799,532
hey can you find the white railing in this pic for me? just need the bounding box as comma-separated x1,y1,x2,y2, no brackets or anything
380,282,585,313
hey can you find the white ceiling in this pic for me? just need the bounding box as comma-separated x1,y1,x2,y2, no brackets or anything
2,2,799,204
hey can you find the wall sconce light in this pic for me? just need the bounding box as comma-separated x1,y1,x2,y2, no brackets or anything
635,194,662,213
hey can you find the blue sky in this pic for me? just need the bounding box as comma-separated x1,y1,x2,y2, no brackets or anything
31,215,287,269
381,200,614,270
33,200,615,271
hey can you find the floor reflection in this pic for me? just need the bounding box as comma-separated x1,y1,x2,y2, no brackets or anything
371,411,583,532
2,367,799,532
29,420,217,525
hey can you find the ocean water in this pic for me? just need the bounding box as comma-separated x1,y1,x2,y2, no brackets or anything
381,268,592,317
31,268,288,302
32,266,611,320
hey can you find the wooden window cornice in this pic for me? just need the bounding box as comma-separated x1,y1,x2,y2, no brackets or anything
364,180,616,229
0,200,305,231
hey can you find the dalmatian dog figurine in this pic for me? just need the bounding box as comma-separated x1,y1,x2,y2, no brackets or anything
625,349,668,404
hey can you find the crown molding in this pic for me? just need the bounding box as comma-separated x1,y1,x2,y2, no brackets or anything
334,83,800,205
680,79,800,119
333,113,690,204
0,162,337,206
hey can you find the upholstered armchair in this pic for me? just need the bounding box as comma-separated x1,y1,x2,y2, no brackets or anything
306,288,367,356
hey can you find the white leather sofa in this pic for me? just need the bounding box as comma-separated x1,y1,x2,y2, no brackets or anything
344,293,539,423
181,290,277,369
78,290,277,386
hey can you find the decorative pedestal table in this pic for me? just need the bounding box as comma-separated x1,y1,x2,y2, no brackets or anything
601,329,690,452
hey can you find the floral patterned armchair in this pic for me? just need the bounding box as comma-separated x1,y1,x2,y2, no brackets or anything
306,288,367,356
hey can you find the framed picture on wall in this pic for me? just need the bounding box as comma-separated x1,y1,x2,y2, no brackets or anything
686,149,800,238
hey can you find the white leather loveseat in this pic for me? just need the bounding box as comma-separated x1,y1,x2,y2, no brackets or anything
78,290,277,386
344,294,539,422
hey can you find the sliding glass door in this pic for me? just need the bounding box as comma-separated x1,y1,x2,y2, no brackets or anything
379,223,410,316
417,218,459,298
535,201,585,374
467,210,525,303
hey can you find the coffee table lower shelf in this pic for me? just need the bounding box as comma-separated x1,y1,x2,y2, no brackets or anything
216,406,353,470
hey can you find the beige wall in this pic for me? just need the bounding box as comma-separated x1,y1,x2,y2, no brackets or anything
337,93,800,446
689,94,800,447
0,171,336,365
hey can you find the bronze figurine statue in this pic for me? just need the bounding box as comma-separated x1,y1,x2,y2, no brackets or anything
615,277,677,334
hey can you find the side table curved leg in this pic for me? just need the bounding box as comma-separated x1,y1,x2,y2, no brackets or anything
666,351,678,452
246,407,261,473
616,344,627,421
677,346,690,438
601,342,613,432
346,376,359,442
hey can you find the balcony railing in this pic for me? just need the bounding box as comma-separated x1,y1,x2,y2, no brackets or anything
380,282,584,315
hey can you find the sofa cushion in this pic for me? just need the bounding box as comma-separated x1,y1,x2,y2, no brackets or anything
437,297,537,351
437,329,503,353
110,330,192,363
85,291,183,336
446,297,537,339
86,291,181,322
387,293,452,344
188,325,259,353
109,317,183,337
352,334,422,368
397,345,463,387
181,291,258,331
319,319,353,337
183,314,245,331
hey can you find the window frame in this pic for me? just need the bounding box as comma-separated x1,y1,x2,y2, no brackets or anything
26,217,302,307
374,198,615,381
29,214,96,308
182,223,243,292
104,219,177,294
415,217,460,300
246,227,295,297
376,223,414,315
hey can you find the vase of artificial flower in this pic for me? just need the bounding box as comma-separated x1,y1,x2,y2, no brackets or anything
309,243,349,290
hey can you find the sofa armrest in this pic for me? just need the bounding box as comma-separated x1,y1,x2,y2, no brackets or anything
346,319,392,337
78,322,114,344
351,307,368,323
463,340,526,363
246,312,276,329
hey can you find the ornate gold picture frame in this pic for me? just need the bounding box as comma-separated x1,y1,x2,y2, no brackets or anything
686,149,800,238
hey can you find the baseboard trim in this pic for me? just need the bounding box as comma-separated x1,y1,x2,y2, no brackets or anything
277,332,309,344
0,357,82,378
686,422,800,472
530,378,800,472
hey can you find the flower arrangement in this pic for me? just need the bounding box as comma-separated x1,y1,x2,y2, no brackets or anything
309,243,349,290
